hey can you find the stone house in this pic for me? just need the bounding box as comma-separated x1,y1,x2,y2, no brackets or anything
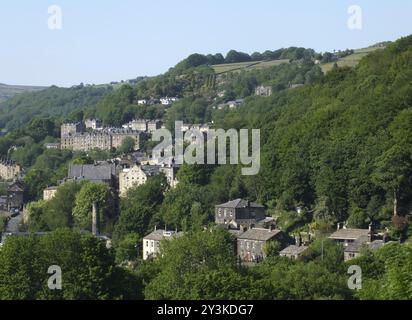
68,163,117,188
61,123,143,152
255,85,272,97
123,119,148,132
61,122,85,136
343,230,392,262
44,142,61,150
7,181,25,210
143,228,183,260
280,245,308,260
328,223,370,248
147,120,163,133
43,186,58,201
85,118,102,130
119,164,178,197
215,199,266,229
237,227,284,263
0,158,21,181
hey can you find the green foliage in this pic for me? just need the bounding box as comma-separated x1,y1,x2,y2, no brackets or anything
0,85,112,130
73,182,114,232
115,233,141,264
353,243,412,300
211,35,412,226
249,257,352,300
263,241,282,257
27,182,84,232
144,229,238,299
0,229,140,299
113,175,168,244
118,136,136,154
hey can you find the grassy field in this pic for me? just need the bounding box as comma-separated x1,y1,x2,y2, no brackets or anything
212,46,385,75
0,83,47,103
321,46,385,73
212,59,290,74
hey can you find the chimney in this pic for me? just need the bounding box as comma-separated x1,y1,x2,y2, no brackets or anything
295,234,302,247
368,223,374,243
383,228,389,243
92,202,100,236
337,223,341,231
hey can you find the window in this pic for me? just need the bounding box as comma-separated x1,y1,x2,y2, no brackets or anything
146,240,149,247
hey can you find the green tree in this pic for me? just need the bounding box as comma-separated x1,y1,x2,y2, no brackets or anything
73,182,114,232
118,136,136,154
113,175,167,244
144,229,237,299
0,229,140,300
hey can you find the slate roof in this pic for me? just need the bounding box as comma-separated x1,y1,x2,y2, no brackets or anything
44,186,58,191
237,228,282,241
345,237,388,253
329,228,369,241
7,182,25,192
68,164,116,182
216,199,265,209
141,165,161,176
280,245,308,256
143,229,184,241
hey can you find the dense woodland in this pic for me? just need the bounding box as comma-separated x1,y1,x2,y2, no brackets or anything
1,37,412,299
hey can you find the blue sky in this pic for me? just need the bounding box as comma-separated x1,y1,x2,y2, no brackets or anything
1,0,411,87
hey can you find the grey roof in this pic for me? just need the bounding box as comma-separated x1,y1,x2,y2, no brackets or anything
329,228,369,241
280,245,308,256
68,164,115,182
345,237,388,253
143,229,183,241
216,199,265,209
44,186,58,190
237,228,282,241
141,165,161,176
7,182,24,192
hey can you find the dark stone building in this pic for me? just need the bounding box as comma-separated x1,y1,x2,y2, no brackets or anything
215,199,266,229
7,181,25,210
67,163,117,188
237,227,285,263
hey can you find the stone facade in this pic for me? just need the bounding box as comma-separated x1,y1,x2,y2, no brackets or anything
237,228,284,263
43,186,58,201
143,228,183,260
0,158,21,181
255,85,272,97
215,199,266,229
7,181,25,210
61,122,86,136
61,122,142,152
119,164,178,197
85,118,102,130
123,119,163,133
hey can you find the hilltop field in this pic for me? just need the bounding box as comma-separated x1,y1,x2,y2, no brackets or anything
212,45,386,75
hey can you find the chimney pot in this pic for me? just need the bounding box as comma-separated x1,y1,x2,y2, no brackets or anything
92,202,100,236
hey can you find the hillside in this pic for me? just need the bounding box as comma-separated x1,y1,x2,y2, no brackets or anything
321,45,386,73
0,84,113,130
212,35,412,228
0,83,47,103
212,59,290,74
